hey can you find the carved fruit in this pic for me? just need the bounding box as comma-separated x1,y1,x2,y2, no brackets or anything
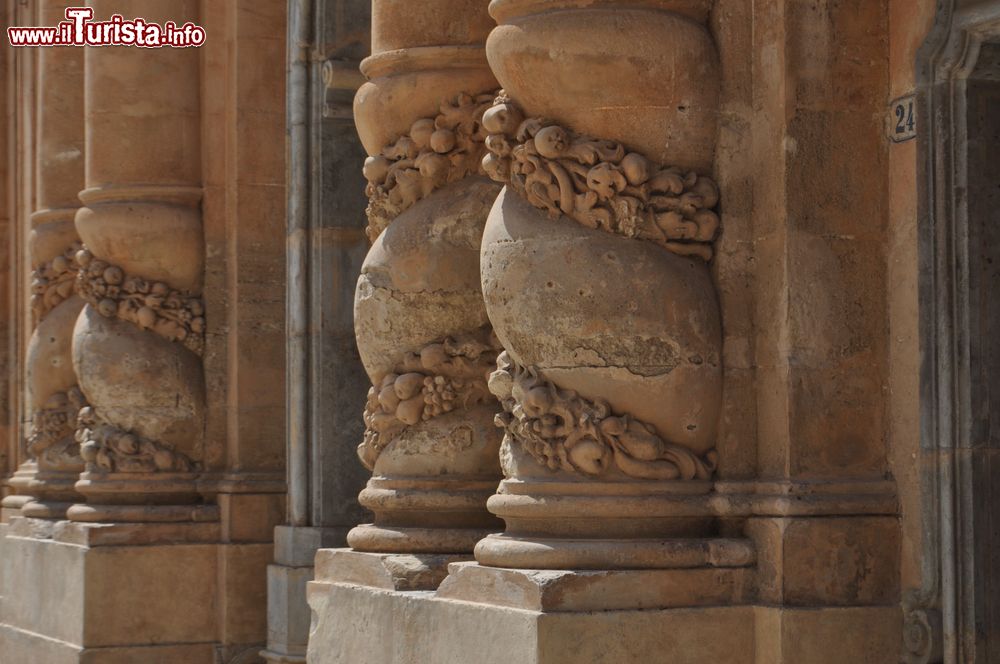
396,396,424,425
52,255,69,273
409,118,436,149
97,298,118,317
394,373,425,400
416,152,449,181
482,103,524,136
620,152,651,186
137,306,157,329
534,126,569,159
430,129,456,154
378,385,401,412
419,344,449,371
103,265,124,285
363,155,390,184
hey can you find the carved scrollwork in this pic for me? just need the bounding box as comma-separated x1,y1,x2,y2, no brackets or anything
74,247,206,355
358,328,501,470
362,91,496,241
481,93,721,261
489,351,717,480
30,241,82,324
27,386,86,469
75,403,196,473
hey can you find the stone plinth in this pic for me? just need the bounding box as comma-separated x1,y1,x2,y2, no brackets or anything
306,550,901,664
0,518,221,663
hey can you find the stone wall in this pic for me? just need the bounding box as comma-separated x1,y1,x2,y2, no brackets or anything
0,1,289,661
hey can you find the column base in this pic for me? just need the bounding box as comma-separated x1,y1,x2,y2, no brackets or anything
1,494,34,522
21,499,74,519
347,523,496,555
73,471,202,513
474,533,756,570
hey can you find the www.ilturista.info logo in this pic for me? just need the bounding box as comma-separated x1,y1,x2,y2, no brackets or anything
8,7,205,48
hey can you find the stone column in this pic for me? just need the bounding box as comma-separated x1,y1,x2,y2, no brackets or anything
472,0,751,574
17,0,86,520
343,0,503,565
67,0,207,522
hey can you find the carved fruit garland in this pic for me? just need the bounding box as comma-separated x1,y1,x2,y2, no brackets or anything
27,386,87,469
362,91,496,241
74,247,206,355
481,92,721,261
489,352,717,481
75,402,195,473
30,241,82,324
359,328,501,470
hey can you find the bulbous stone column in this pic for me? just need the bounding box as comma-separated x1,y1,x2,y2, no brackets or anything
346,0,504,556
475,0,749,569
66,0,207,522
11,0,86,520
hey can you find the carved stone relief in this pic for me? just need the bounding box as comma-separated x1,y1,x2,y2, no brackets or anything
359,328,499,469
76,402,196,474
490,351,716,481
30,241,82,324
363,92,495,241
75,247,206,355
482,94,720,260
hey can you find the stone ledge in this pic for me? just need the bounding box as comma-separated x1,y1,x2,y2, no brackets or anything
436,561,754,611
5,518,223,547
314,548,473,591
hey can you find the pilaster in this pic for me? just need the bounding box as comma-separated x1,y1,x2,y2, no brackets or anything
264,1,371,661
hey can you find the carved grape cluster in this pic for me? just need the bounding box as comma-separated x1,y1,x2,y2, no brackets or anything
358,329,500,469
75,247,205,355
482,92,721,260
362,91,496,241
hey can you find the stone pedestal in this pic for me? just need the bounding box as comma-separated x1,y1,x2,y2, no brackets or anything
306,550,901,664
0,517,224,663
306,528,900,664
